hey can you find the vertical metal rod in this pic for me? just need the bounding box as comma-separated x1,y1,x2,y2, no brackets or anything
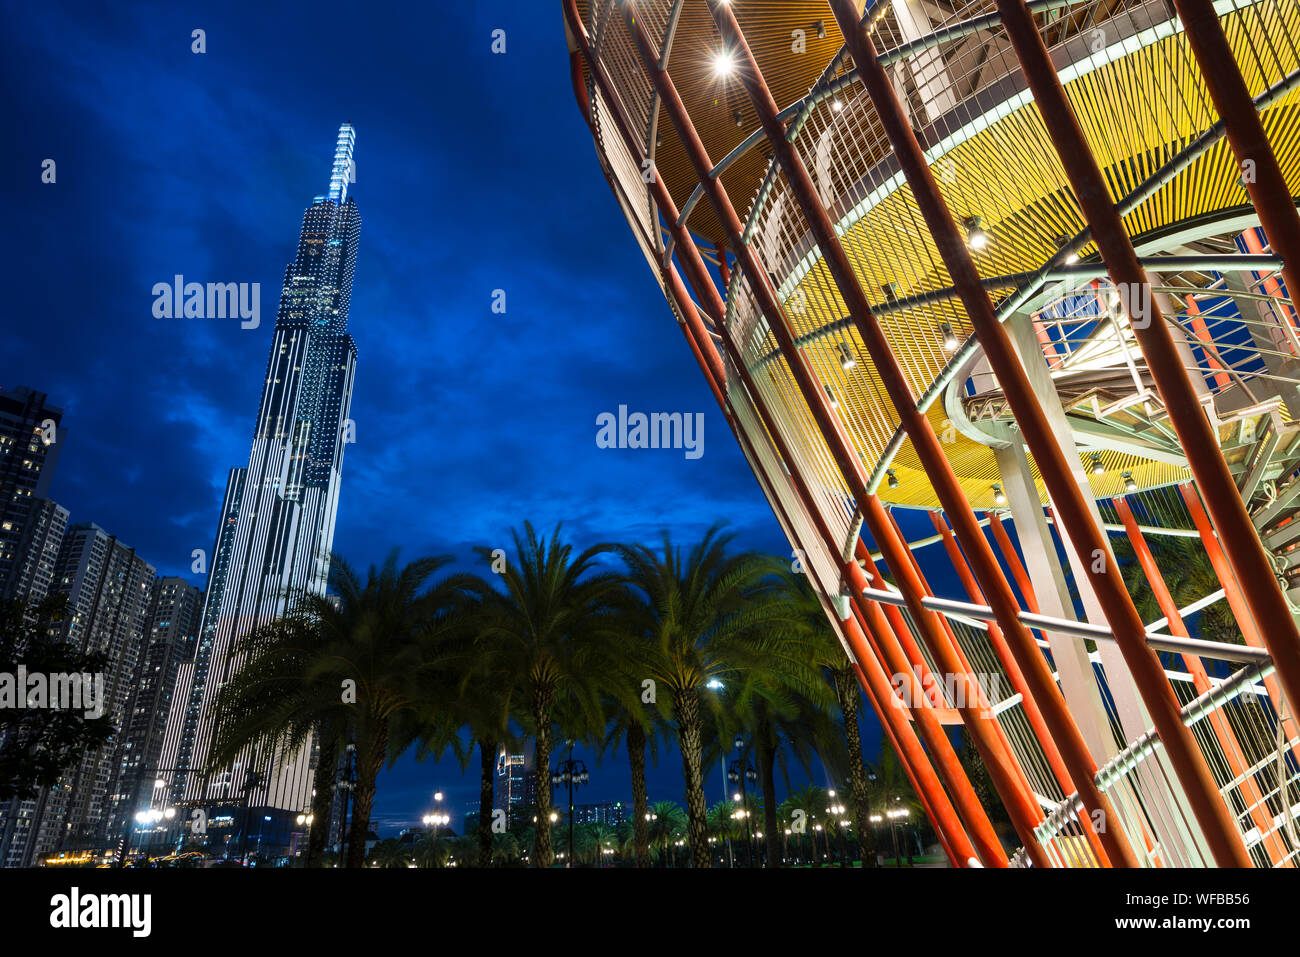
831,0,1248,866
994,0,1300,837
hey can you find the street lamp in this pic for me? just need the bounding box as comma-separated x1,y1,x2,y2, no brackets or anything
551,740,588,868
827,794,848,867
727,733,758,867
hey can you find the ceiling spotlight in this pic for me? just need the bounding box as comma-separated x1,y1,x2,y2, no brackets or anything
838,342,856,369
816,19,828,40
881,280,900,302
1056,234,1079,265
992,483,1007,507
940,321,960,352
713,49,736,78
732,108,744,127
963,215,989,251
826,385,838,409
887,469,899,490
1123,471,1138,494
832,98,844,112
1091,453,1104,475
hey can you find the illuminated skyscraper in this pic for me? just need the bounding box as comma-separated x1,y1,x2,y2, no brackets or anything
158,125,361,856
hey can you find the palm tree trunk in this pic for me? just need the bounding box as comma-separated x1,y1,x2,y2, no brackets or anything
627,722,650,868
532,683,555,868
478,737,496,866
305,731,336,868
755,713,780,868
347,720,387,869
672,688,710,868
835,668,876,867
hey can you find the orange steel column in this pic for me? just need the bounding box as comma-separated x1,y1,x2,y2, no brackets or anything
988,515,1042,615
883,508,1043,808
1180,482,1300,763
626,0,1062,867
831,0,1248,867
1116,498,1290,865
1184,295,1235,389
687,0,1135,865
842,554,1021,866
840,607,985,866
565,0,1001,864
1172,0,1300,326
851,659,961,867
993,0,1300,845
929,515,1080,798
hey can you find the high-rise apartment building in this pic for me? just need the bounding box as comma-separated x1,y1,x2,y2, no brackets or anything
0,386,66,602
108,576,203,857
159,125,361,858
0,524,155,865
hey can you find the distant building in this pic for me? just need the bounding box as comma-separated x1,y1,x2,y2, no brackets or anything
110,576,204,857
1,523,156,866
572,801,630,827
497,743,535,824
0,386,66,602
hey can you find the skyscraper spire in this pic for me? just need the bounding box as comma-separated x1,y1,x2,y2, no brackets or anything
328,123,356,204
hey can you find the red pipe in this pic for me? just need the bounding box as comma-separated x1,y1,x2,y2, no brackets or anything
851,660,961,867
688,0,1129,866
632,0,1092,867
884,508,1042,805
563,0,996,863
1172,0,1300,332
830,0,1248,866
1116,498,1289,865
714,242,731,287
987,514,1042,616
1184,295,1235,389
930,516,1079,796
993,0,1294,865
1179,482,1300,764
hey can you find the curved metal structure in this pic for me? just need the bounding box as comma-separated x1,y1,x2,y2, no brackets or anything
564,0,1300,866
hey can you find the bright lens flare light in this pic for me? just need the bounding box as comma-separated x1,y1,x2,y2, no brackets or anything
712,49,736,78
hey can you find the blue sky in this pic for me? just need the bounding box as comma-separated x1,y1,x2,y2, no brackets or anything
1,1,909,833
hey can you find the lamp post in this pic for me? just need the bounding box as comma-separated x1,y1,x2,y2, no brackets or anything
115,768,189,864
727,734,758,867
336,743,357,867
828,790,849,868
550,740,588,868
422,789,449,838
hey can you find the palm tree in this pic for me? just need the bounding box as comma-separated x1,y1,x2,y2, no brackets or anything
782,570,878,866
597,613,670,868
367,837,410,869
471,522,623,868
614,525,809,868
207,551,475,868
645,800,687,867
781,784,832,865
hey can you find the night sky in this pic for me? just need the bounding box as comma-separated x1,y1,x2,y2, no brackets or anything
1,1,917,833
